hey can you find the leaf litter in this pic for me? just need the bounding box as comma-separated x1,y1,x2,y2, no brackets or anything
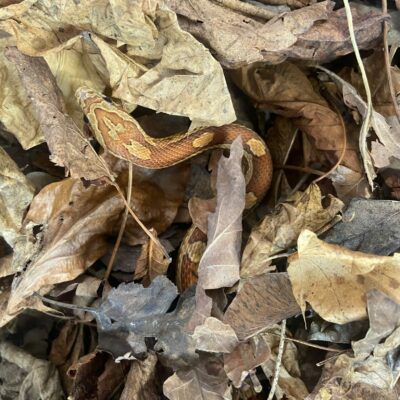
0,0,400,399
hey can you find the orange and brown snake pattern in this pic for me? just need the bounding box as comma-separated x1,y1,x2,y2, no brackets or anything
76,87,273,291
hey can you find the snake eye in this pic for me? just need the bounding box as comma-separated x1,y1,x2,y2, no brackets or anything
104,96,113,104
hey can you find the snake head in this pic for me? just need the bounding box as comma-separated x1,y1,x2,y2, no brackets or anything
75,87,109,115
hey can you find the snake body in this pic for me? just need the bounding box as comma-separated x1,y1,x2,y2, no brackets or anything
76,87,273,291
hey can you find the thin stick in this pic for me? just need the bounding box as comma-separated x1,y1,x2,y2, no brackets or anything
282,336,344,353
213,0,277,19
267,319,286,400
110,179,171,261
342,0,374,186
313,105,347,183
382,0,400,122
104,163,133,281
316,350,350,367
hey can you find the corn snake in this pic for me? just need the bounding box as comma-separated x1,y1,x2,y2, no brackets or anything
76,87,273,292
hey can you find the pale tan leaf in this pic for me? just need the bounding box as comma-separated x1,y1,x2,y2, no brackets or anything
192,317,239,354
0,147,34,247
197,136,245,290
288,230,400,324
242,184,343,278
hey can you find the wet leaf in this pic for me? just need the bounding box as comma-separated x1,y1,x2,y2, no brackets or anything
288,230,400,324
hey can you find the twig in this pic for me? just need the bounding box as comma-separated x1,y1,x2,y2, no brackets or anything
267,319,286,400
342,0,374,186
104,163,133,281
316,350,350,367
213,0,277,19
382,0,400,122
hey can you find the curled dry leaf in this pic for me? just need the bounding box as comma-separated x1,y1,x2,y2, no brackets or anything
0,147,34,247
167,0,385,67
192,317,239,354
242,184,343,278
224,273,300,340
288,230,400,324
224,334,271,388
0,1,235,128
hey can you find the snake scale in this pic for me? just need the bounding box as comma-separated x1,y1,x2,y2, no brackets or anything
76,87,273,292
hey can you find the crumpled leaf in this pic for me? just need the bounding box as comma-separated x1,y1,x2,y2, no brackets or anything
192,317,239,354
120,353,161,400
163,355,232,400
197,136,245,290
93,276,197,369
167,0,385,67
0,146,34,247
324,198,400,256
0,340,64,400
231,62,361,174
242,184,343,278
307,354,396,400
353,290,400,361
0,1,235,129
224,273,300,340
224,334,271,388
288,230,400,324
5,46,109,182
261,326,309,400
134,228,172,286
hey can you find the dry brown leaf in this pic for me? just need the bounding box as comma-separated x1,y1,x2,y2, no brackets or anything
192,317,239,354
197,136,245,290
134,228,172,286
163,355,232,400
231,62,361,173
120,354,161,400
261,326,309,400
242,184,343,278
0,1,235,128
0,146,34,247
5,47,109,182
288,230,400,324
167,0,385,68
224,273,300,340
224,334,271,388
307,354,396,400
5,178,123,319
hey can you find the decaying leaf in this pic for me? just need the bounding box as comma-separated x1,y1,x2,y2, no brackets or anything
324,198,400,256
224,273,300,340
192,317,239,354
242,184,343,278
163,355,232,400
353,290,400,361
224,334,271,388
167,0,385,67
0,146,34,247
0,340,64,400
288,230,400,324
307,354,396,400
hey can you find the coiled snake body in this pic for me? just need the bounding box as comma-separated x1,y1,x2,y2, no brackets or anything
76,88,273,291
